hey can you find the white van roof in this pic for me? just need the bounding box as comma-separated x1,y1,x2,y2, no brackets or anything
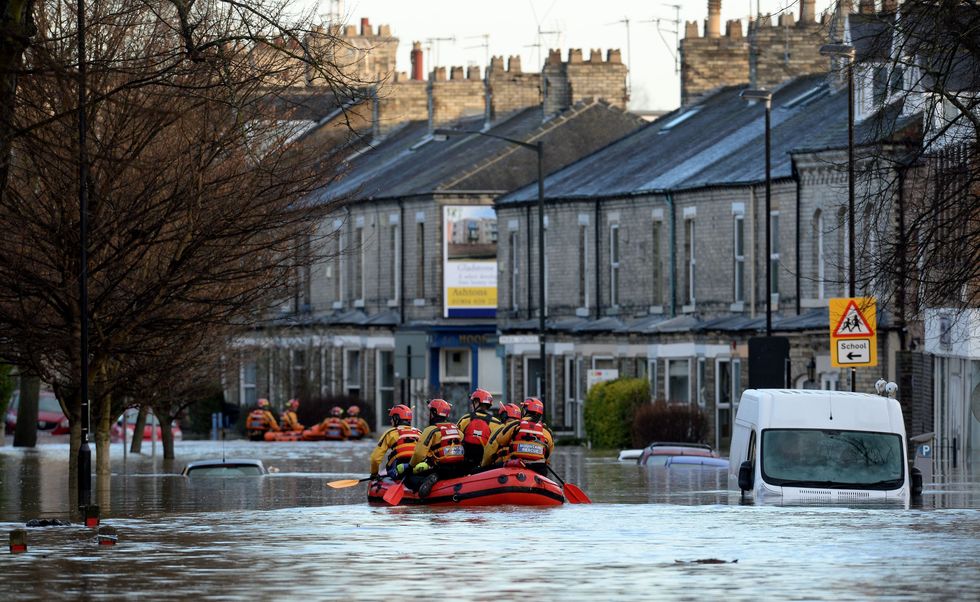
741,389,907,436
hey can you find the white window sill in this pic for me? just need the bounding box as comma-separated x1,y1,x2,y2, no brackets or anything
575,307,590,317
682,303,696,314
770,293,780,306
730,302,744,312
354,299,365,308
332,301,343,310
413,298,426,306
800,297,827,308
607,306,621,316
387,299,400,307
648,306,664,315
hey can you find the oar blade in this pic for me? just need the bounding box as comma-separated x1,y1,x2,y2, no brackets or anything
326,479,362,489
383,483,406,505
563,483,592,504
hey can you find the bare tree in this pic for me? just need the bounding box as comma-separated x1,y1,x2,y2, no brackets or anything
0,0,367,482
840,1,979,332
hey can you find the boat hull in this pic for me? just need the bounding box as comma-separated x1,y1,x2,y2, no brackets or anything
367,467,565,506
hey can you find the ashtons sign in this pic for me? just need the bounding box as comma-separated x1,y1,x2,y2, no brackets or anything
443,206,497,318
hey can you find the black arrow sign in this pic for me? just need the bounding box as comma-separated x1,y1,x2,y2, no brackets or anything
847,352,863,360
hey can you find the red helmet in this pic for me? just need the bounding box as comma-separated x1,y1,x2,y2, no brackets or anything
470,388,493,408
428,399,452,418
257,398,270,408
388,404,413,421
330,406,343,417
521,397,544,417
497,402,521,421
347,405,360,416
287,399,300,410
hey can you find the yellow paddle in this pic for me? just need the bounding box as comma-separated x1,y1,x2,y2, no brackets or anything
326,476,373,489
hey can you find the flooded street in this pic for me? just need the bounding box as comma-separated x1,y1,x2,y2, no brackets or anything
2,439,979,600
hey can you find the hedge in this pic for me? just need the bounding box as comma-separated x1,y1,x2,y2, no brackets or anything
583,378,649,449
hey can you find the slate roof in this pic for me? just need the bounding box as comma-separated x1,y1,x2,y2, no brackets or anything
498,74,844,204
318,100,645,204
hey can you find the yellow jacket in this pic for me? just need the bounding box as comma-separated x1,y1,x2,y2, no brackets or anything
409,422,464,467
262,410,280,431
481,420,555,466
345,417,372,437
370,428,400,475
280,410,304,432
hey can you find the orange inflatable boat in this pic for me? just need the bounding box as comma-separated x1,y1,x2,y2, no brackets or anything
367,467,565,506
263,430,303,442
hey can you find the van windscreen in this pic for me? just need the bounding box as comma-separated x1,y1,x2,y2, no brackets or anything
761,429,904,490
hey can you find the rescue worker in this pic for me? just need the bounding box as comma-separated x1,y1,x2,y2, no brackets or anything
481,397,554,475
407,399,467,498
314,406,350,440
456,388,501,472
245,398,279,441
369,404,421,481
344,405,372,440
484,402,522,465
280,399,304,432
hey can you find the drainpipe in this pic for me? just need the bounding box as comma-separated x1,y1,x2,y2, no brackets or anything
665,191,677,317
748,186,757,318
793,158,802,316
896,161,908,351
399,199,405,325
526,204,533,320
594,199,602,319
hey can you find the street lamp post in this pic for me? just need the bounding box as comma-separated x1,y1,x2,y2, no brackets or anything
820,43,857,392
740,89,773,336
77,0,92,509
433,129,547,407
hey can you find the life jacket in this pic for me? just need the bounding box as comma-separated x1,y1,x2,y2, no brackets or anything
322,417,346,439
281,410,302,431
344,417,363,438
432,422,465,465
246,409,270,431
508,420,547,462
461,410,494,446
387,425,421,468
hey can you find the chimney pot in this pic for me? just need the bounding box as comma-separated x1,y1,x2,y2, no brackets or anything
360,17,372,36
466,65,481,80
800,0,816,24
507,55,522,73
882,0,897,12
707,0,721,37
726,19,743,39
450,66,464,80
606,49,622,64
859,0,874,14
568,48,583,63
589,49,602,63
547,48,562,65
685,21,700,38
411,41,424,81
432,66,447,81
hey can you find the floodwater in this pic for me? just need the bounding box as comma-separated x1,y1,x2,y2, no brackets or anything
1,437,979,600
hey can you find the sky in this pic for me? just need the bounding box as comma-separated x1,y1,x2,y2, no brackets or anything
323,0,838,112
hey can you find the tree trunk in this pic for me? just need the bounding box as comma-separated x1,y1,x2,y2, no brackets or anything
95,392,112,477
13,372,39,447
160,417,175,459
0,0,36,200
130,405,147,453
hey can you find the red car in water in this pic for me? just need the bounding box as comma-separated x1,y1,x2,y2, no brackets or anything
4,390,70,435
110,410,182,443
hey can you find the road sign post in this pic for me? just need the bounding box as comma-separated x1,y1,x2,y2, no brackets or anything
829,298,877,390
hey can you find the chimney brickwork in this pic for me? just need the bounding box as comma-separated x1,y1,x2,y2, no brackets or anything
680,0,831,105
428,66,486,129
486,55,542,120
542,48,628,117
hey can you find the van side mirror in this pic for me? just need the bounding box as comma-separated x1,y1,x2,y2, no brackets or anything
738,461,754,492
910,466,923,496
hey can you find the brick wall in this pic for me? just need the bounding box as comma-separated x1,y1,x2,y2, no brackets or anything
542,49,628,117
428,66,486,129
487,55,542,120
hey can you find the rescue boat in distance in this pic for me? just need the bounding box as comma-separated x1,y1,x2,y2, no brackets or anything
367,467,565,506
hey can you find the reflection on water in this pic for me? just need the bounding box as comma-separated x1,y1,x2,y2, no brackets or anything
1,440,979,600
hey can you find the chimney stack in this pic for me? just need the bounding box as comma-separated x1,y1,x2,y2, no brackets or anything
411,41,423,80
360,17,372,36
707,0,722,38
800,0,816,24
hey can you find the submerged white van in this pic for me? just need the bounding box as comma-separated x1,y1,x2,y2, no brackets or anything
729,389,920,501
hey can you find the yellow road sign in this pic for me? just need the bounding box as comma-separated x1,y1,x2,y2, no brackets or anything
829,297,877,368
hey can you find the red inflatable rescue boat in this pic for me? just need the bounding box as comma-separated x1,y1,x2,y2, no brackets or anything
367,467,565,506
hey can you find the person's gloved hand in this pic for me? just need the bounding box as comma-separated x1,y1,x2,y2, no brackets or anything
394,464,408,476
413,461,431,474
369,473,380,481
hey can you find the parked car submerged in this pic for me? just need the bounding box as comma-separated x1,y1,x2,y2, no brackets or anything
638,442,722,467
181,459,267,477
4,390,70,435
111,410,182,443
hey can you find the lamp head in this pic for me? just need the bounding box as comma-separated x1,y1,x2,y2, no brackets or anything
819,43,855,60
740,88,772,108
